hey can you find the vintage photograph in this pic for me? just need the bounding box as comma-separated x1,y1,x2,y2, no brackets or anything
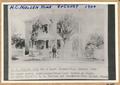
7,4,109,80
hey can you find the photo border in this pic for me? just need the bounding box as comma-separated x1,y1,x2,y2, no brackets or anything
1,2,119,83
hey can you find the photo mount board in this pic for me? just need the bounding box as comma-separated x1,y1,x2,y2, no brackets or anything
1,2,118,83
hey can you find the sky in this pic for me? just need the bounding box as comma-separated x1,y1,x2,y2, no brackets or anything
8,4,108,39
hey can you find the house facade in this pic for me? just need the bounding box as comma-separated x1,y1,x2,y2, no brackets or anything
25,18,63,56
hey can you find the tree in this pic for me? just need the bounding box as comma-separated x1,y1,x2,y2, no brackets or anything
85,33,104,59
57,15,77,44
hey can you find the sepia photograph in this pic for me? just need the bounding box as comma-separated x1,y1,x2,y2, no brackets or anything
9,5,106,63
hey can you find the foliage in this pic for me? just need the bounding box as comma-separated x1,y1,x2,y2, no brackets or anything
11,34,25,49
85,33,104,58
57,15,77,43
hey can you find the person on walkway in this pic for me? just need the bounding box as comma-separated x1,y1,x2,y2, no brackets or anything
52,45,57,58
